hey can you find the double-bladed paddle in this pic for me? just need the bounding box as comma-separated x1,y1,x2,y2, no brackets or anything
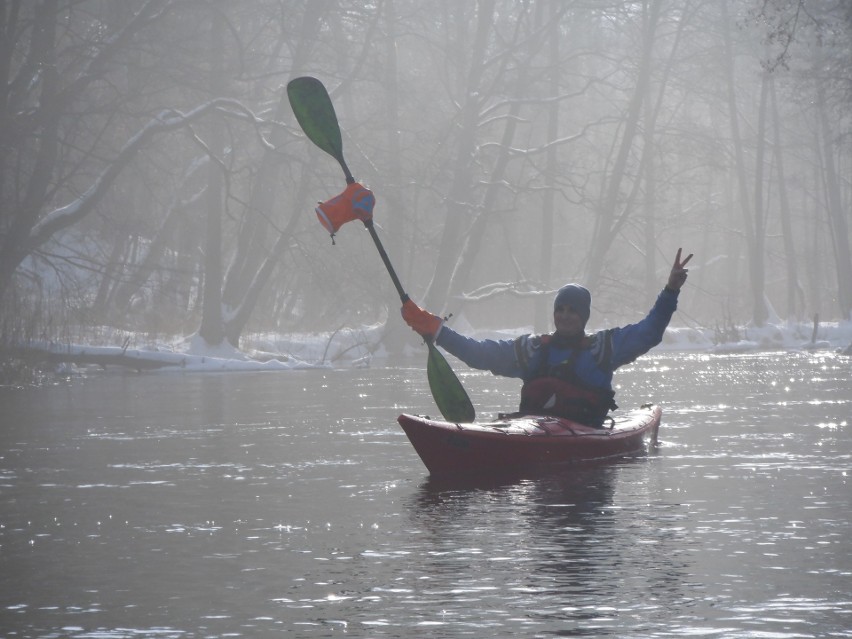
287,76,475,423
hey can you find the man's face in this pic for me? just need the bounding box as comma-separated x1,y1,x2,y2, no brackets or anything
553,304,585,338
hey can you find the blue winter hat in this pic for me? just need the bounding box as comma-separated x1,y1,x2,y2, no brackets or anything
554,284,591,324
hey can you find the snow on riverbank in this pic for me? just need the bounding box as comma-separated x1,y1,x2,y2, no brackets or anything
662,321,852,354
23,317,852,376
445,313,852,355
23,325,386,375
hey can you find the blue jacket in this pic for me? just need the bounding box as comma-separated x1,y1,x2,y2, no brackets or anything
435,287,679,393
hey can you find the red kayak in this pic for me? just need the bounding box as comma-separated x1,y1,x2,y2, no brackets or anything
398,404,661,477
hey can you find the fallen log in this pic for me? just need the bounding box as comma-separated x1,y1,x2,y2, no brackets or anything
12,341,192,372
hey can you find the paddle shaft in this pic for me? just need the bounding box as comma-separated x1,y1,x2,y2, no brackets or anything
365,221,409,304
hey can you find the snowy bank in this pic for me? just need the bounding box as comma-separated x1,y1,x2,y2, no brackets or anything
17,336,316,373
14,318,852,377
442,313,852,356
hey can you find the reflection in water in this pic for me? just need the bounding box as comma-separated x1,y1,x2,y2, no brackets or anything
403,461,694,634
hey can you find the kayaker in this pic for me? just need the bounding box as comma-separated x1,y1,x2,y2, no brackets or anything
401,248,693,427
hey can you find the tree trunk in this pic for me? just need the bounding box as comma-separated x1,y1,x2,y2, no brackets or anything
583,0,661,293
0,1,170,304
642,78,658,302
92,231,129,316
0,1,59,304
380,0,407,356
752,70,769,325
445,5,536,309
219,1,332,344
814,38,852,320
110,169,205,317
721,0,767,326
769,75,803,321
198,4,226,346
534,0,561,334
423,1,495,314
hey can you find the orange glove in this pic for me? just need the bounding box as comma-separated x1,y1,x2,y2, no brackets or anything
401,299,442,340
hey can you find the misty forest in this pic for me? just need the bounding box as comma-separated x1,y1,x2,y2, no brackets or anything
2,0,851,373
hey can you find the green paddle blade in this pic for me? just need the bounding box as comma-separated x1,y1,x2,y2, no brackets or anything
286,76,352,181
427,341,475,423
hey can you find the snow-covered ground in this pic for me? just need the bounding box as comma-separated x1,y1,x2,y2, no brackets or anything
444,311,852,355
661,319,852,354
34,314,852,376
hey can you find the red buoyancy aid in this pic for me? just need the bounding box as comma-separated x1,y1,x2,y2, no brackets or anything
519,376,616,426
518,335,617,427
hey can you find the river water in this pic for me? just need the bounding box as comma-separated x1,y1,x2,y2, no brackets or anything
1,351,849,638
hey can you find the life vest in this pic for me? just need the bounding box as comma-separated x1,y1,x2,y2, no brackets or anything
518,336,617,427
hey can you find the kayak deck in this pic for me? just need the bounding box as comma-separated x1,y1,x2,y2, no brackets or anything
398,404,661,477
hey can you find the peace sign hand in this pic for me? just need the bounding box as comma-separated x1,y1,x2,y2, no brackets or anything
667,248,693,291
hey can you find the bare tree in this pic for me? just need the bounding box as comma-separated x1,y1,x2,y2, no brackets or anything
768,74,804,321
422,1,496,314
812,33,852,320
583,0,662,293
0,1,174,304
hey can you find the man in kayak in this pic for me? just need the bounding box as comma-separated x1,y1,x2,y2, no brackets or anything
401,249,693,427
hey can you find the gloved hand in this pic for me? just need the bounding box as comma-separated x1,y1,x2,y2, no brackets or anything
401,299,443,340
